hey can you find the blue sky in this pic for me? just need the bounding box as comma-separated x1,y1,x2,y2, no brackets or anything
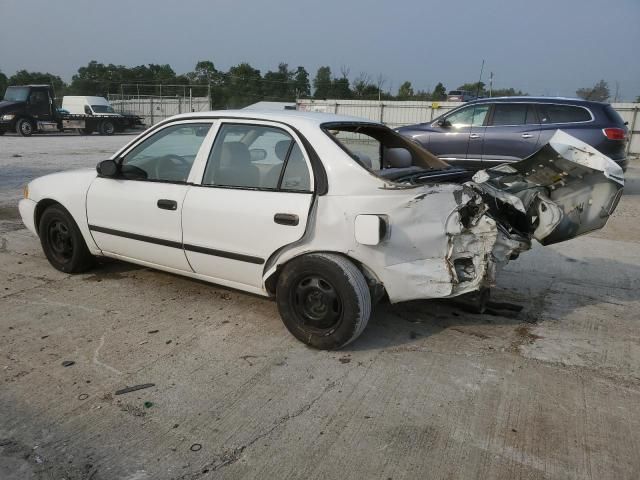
1,0,639,100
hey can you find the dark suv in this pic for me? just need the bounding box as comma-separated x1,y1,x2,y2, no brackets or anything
397,97,629,170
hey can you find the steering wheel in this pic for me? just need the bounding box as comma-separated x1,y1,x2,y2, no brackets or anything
154,154,190,180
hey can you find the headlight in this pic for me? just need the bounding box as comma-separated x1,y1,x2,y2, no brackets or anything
2,114,15,120
23,184,29,199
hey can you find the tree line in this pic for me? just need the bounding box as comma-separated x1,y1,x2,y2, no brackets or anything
0,61,633,107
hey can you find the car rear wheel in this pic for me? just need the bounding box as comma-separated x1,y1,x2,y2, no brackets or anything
99,120,115,136
276,253,371,350
39,205,95,273
16,118,34,137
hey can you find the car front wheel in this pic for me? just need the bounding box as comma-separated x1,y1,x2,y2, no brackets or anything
276,253,372,350
39,205,95,273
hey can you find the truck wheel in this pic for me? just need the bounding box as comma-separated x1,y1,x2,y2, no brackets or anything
276,253,372,350
16,118,34,137
99,120,115,136
38,204,95,273
78,127,94,135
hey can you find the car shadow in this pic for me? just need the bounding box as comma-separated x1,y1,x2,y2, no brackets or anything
348,248,640,352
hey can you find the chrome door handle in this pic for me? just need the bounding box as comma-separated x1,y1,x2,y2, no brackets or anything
521,133,533,139
469,133,482,139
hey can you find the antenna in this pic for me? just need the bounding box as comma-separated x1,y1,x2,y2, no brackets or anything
476,59,485,98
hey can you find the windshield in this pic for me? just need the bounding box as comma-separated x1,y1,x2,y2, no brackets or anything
322,122,452,185
3,86,30,102
91,104,115,114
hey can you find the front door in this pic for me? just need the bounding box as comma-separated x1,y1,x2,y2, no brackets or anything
26,88,52,120
86,121,214,271
429,103,489,168
182,121,314,289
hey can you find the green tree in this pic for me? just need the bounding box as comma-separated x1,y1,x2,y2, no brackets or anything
490,87,526,97
8,69,67,95
636,95,640,103
397,81,414,100
313,66,332,98
263,63,294,100
0,69,7,97
576,80,610,102
457,81,486,97
293,66,310,98
224,62,263,108
432,82,447,100
189,60,218,84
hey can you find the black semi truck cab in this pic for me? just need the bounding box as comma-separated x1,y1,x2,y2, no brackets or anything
0,85,143,136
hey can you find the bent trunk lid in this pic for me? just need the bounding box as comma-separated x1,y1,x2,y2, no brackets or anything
469,130,624,245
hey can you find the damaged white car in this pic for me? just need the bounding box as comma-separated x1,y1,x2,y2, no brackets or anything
18,111,624,349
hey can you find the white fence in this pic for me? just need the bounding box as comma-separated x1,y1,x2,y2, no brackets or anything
107,95,211,126
297,99,640,155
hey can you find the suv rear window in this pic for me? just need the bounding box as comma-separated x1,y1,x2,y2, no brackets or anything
538,104,591,124
490,104,538,126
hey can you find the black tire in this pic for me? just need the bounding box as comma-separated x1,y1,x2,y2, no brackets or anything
276,253,371,350
78,127,94,135
38,205,95,273
16,118,34,137
99,120,115,136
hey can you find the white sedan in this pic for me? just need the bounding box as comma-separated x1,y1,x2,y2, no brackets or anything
18,110,624,349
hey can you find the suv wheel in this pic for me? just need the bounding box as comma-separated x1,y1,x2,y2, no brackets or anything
276,253,372,350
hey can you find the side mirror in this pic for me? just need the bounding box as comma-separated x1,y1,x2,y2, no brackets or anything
96,159,119,177
437,118,451,128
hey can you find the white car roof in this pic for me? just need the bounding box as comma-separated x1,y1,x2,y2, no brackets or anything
166,109,379,128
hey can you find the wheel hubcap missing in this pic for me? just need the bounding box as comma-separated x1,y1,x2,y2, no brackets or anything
48,220,73,263
293,275,342,330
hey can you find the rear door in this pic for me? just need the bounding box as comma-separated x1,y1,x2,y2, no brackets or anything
428,103,489,168
482,103,540,164
182,120,315,289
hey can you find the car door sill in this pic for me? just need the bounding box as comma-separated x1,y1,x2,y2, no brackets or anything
88,224,265,264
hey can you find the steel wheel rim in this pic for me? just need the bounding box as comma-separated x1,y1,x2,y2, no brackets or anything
47,219,73,263
21,121,32,135
104,122,114,134
291,274,343,332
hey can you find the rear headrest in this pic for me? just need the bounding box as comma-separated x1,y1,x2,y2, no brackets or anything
220,142,250,167
384,147,412,168
275,140,292,161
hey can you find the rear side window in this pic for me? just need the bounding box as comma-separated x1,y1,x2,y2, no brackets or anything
538,105,592,124
490,104,538,126
202,123,311,191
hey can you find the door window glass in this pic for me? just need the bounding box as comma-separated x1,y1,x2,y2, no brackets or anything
29,91,47,105
490,104,528,126
122,123,211,182
203,123,311,190
445,104,489,128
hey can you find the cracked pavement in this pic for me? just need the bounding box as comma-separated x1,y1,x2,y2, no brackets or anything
1,134,639,479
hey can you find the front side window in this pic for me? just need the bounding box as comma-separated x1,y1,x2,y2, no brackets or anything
122,123,212,182
202,123,311,191
538,104,592,124
29,91,47,105
490,103,538,126
444,104,489,128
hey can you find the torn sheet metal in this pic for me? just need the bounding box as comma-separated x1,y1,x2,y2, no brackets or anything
469,130,624,245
